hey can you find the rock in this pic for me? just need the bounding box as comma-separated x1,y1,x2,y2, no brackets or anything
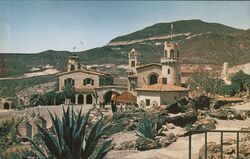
212,100,228,109
111,131,138,150
165,111,198,127
157,133,177,146
135,137,160,151
166,123,175,129
191,118,216,131
165,97,190,114
225,146,235,154
209,108,246,120
223,138,235,145
114,140,136,150
193,95,211,110
198,142,221,159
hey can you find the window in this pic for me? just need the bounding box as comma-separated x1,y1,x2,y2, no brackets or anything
83,78,94,86
86,94,93,104
70,65,75,71
168,68,170,74
149,74,158,85
131,61,136,67
64,78,75,86
164,50,168,57
170,50,175,58
146,99,150,106
162,78,167,84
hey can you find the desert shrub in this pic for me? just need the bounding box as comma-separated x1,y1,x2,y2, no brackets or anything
26,107,112,159
136,117,163,140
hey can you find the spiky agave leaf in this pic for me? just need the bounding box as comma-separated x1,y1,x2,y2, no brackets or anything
92,139,112,159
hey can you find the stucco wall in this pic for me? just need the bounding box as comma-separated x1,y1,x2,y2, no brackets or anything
160,91,188,105
58,72,100,90
137,91,161,107
137,91,188,107
136,65,162,88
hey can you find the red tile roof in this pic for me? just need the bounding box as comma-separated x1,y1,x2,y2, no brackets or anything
116,91,137,103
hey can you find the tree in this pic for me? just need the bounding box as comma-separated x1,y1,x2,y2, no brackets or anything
231,70,250,94
62,84,75,99
187,68,225,97
27,107,112,159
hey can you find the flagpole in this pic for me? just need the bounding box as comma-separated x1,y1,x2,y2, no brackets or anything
171,23,173,41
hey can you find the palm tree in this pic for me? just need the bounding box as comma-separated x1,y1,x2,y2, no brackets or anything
27,106,112,159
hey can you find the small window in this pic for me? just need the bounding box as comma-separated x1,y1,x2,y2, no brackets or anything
168,68,170,74
177,51,180,57
83,78,94,86
131,61,136,67
70,65,75,71
170,50,175,58
65,78,74,86
146,99,150,106
162,78,167,84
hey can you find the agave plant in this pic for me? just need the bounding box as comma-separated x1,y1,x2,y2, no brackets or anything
135,117,163,140
27,106,112,159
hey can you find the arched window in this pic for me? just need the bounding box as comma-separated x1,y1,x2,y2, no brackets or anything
168,68,170,74
131,61,136,67
86,94,92,104
170,50,175,58
149,74,158,85
78,94,84,104
164,50,168,57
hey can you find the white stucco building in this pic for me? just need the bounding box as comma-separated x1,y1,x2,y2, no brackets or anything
127,42,189,107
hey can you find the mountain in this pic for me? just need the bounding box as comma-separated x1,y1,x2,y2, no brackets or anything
1,19,250,97
110,19,242,43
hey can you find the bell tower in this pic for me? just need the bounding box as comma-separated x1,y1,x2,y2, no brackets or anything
160,42,181,86
128,48,138,74
67,54,80,72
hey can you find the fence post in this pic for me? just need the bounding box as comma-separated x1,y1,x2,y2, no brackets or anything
221,132,223,159
189,131,192,159
237,132,239,159
205,131,207,159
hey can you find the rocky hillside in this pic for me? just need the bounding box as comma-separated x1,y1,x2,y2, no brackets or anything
0,19,250,97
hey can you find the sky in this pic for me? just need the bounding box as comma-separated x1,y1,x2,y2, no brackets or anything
0,1,249,53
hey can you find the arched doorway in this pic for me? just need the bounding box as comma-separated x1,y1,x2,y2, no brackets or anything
70,96,75,104
103,91,113,104
78,94,84,104
86,94,92,104
3,103,10,109
149,74,158,85
103,91,120,104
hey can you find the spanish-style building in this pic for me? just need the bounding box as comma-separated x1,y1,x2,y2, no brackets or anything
126,42,189,108
57,55,126,105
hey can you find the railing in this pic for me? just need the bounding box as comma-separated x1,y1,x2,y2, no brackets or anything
188,130,250,159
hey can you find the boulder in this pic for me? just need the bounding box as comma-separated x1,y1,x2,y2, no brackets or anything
165,111,198,127
190,118,216,131
135,137,160,151
209,108,246,120
192,95,211,110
